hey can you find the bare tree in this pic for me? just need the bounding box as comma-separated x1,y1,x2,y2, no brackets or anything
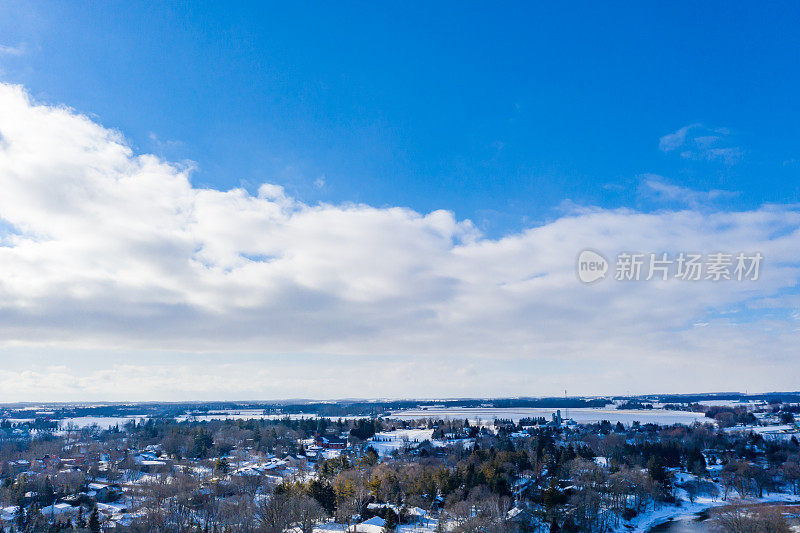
713,505,790,533
293,495,328,533
256,493,294,533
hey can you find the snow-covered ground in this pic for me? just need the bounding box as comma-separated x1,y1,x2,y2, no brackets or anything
724,424,800,441
306,472,800,533
176,410,362,422
368,429,435,456
368,429,473,456
682,400,767,408
390,407,713,426
58,416,149,429
312,522,438,533
312,518,438,532
313,523,347,532
616,472,800,532
396,522,439,532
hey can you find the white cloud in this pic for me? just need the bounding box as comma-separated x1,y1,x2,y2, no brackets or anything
147,131,186,154
659,124,698,152
0,83,799,399
0,44,25,57
659,124,742,164
640,175,738,208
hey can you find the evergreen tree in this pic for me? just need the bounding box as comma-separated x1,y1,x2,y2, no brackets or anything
89,505,101,533
308,479,336,515
14,505,25,530
647,455,667,483
214,457,229,476
41,476,55,506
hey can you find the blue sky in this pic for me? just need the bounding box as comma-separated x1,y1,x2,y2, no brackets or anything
2,2,799,235
1,4,800,400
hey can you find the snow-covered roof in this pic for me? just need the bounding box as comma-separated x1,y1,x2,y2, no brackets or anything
346,516,386,532
40,503,74,515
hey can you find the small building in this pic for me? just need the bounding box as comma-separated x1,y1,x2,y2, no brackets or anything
347,516,386,533
0,506,19,525
88,482,123,502
40,503,76,516
314,435,347,450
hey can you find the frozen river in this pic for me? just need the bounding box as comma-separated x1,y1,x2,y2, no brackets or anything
647,511,712,532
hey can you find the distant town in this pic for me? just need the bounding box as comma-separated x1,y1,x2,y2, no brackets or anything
0,393,799,532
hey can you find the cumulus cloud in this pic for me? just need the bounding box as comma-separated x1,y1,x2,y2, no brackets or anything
0,83,799,399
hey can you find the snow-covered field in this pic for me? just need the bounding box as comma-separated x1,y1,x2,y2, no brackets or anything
368,429,472,456
390,407,713,426
59,416,149,429
720,424,800,443
29,406,715,431
176,410,362,422
368,429,435,456
690,399,767,407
